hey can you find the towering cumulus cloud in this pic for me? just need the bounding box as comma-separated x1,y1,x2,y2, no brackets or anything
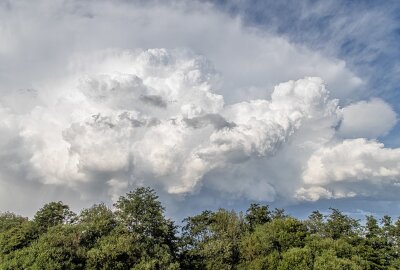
0,47,399,214
0,49,335,198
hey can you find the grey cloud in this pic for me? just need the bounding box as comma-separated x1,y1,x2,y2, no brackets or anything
140,94,167,108
183,114,235,130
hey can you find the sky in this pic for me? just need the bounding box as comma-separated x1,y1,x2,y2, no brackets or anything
0,0,400,221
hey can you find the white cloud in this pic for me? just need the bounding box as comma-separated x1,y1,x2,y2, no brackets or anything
297,139,400,202
295,186,356,202
0,0,398,217
303,139,400,185
0,0,362,103
0,47,343,203
338,98,397,139
295,186,334,201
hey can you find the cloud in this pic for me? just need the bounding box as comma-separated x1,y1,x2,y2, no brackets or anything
0,0,398,218
295,186,356,202
338,98,397,139
0,47,342,204
0,0,362,103
303,139,400,185
211,0,400,108
298,139,400,201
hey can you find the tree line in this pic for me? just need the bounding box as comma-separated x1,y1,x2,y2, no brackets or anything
1,187,400,269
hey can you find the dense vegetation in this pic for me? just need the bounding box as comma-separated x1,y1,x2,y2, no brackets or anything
1,187,400,269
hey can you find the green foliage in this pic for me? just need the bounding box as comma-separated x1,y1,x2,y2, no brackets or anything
245,203,271,230
278,247,313,270
25,225,86,269
0,220,38,255
0,212,27,233
325,208,359,240
114,187,176,247
181,209,244,270
33,201,76,232
78,203,117,248
86,227,140,269
314,250,362,270
1,187,400,269
306,210,325,235
242,217,307,255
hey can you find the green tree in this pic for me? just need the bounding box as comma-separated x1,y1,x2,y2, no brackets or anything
181,209,244,270
306,210,325,236
21,225,86,270
114,187,176,244
0,220,38,255
245,204,271,230
114,187,179,268
278,247,313,270
78,203,117,248
325,208,359,240
180,210,213,269
2,187,400,269
358,216,394,270
365,215,380,238
239,217,308,269
314,250,362,270
86,227,140,270
33,201,76,232
271,208,287,220
0,212,27,233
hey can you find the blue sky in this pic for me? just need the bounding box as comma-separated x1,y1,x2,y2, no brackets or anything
211,0,400,219
211,0,400,146
0,0,400,221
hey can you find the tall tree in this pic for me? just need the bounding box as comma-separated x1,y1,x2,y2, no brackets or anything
33,201,76,232
245,203,271,230
325,208,359,240
114,187,179,268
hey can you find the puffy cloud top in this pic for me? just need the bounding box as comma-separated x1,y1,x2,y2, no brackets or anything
338,99,397,139
1,48,400,213
0,0,399,218
0,48,336,198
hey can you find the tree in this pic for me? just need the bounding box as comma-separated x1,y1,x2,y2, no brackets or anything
245,203,271,230
314,250,362,270
325,208,359,240
0,220,38,255
114,187,173,241
2,187,400,268
33,201,76,232
381,215,394,244
78,203,117,248
306,210,325,236
278,247,313,270
271,208,287,220
180,210,213,269
86,227,141,270
358,215,395,269
0,212,27,233
114,187,179,267
20,225,86,270
365,215,380,238
240,217,308,269
181,209,244,270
